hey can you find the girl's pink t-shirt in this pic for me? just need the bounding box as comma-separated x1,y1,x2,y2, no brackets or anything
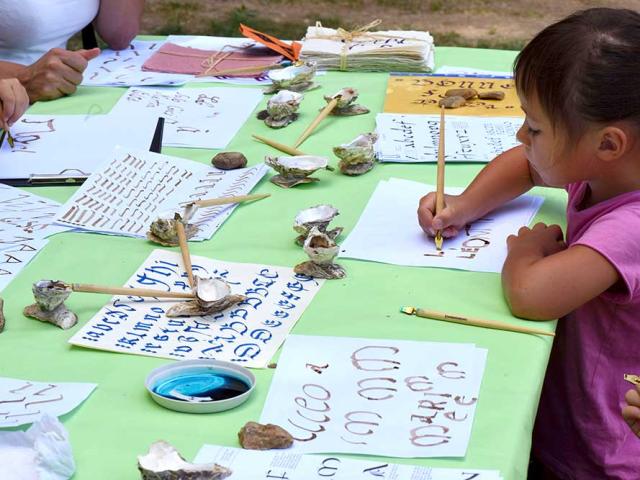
533,182,640,479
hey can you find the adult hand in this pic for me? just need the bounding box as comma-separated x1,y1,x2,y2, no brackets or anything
417,192,473,239
0,78,29,129
18,48,100,102
506,223,567,258
623,385,640,437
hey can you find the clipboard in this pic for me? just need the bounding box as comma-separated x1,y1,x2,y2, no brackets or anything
0,117,165,187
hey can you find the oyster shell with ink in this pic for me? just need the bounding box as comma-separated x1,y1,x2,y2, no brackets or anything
166,277,245,317
147,211,199,247
264,61,317,94
265,155,328,188
333,132,379,176
256,90,303,128
294,227,346,279
324,87,369,116
293,205,342,245
138,440,231,480
23,280,78,329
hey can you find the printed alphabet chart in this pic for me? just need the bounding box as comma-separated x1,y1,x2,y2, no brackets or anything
109,86,263,149
69,250,324,368
375,113,522,163
259,335,487,458
81,40,187,87
194,445,503,479
0,377,96,427
340,178,543,273
54,147,267,240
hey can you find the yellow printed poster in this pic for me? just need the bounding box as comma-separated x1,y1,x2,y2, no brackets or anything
384,74,523,117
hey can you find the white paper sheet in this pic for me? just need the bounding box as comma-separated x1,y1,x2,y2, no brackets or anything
0,184,69,241
375,113,522,163
0,415,75,480
259,335,487,458
69,250,324,368
0,378,96,427
339,178,543,273
82,40,187,87
109,86,263,149
0,239,48,292
435,65,513,78
194,445,503,479
54,147,267,239
0,115,156,180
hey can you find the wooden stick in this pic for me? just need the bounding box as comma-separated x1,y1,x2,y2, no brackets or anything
175,221,195,289
252,134,307,156
197,62,282,78
434,106,446,250
401,306,555,337
193,193,270,208
294,97,339,149
71,284,195,299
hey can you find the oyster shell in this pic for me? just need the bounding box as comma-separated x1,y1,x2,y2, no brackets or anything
333,132,379,176
294,227,346,279
265,155,328,188
147,212,199,247
138,440,231,480
324,88,369,116
23,280,78,329
166,277,245,317
293,205,342,245
256,90,303,128
264,61,317,94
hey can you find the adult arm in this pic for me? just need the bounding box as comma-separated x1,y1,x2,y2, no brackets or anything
93,0,145,50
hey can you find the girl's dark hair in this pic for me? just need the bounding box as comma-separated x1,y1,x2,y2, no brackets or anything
514,8,640,138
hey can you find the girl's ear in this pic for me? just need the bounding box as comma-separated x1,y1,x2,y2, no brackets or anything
596,126,628,162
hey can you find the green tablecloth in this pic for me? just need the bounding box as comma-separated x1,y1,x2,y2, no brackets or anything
3,46,565,479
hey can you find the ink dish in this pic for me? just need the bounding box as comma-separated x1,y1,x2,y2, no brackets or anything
145,360,255,413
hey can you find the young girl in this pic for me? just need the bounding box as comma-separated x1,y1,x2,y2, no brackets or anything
417,8,640,479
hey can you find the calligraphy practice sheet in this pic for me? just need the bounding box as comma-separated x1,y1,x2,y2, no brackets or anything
384,74,521,116
260,335,487,458
0,184,69,241
0,115,156,180
0,240,48,292
375,113,522,163
69,250,324,368
82,40,186,87
109,86,263,149
0,377,96,427
194,445,503,480
436,65,513,77
54,147,267,239
340,178,543,273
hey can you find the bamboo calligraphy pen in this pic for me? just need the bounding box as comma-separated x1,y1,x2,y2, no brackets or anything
434,105,446,250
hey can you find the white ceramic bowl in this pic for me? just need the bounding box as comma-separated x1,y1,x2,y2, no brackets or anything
145,359,256,413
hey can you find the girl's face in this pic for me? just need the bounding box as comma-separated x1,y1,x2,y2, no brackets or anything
516,93,596,187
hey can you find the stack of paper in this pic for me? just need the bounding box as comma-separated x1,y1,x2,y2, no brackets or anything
339,178,543,273
260,334,488,458
375,113,522,163
300,25,435,72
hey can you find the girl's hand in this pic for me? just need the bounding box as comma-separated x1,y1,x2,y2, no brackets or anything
417,192,473,238
0,78,29,129
623,385,640,437
506,223,567,258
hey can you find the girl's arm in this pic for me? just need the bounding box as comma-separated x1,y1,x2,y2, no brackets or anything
93,0,145,50
502,224,619,320
418,144,544,237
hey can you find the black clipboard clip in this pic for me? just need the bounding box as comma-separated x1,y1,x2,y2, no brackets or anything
149,117,164,154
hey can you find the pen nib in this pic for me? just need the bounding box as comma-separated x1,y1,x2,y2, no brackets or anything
435,232,443,251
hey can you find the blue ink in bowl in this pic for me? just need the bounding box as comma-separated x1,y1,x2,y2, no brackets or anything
152,371,250,403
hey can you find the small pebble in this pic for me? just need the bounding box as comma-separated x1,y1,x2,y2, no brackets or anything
439,96,467,109
444,88,477,100
212,152,248,170
478,90,505,100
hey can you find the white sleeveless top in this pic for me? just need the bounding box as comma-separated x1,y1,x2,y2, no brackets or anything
0,0,99,65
